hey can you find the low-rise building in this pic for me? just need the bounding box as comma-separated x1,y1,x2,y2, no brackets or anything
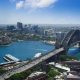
26,71,47,80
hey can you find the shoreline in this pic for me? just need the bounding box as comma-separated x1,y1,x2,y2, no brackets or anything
42,40,56,46
0,38,56,46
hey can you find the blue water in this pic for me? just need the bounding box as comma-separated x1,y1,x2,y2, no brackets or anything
68,48,80,59
0,41,55,63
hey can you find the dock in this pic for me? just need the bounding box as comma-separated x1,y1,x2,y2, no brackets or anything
4,54,20,62
0,61,15,66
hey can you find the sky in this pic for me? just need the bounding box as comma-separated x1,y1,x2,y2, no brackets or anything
0,0,80,24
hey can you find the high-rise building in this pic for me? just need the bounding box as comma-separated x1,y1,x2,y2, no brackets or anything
55,32,66,42
17,22,23,30
44,29,53,36
7,25,15,31
32,25,39,34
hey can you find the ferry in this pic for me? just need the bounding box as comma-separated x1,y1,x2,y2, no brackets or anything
34,53,42,58
4,54,20,62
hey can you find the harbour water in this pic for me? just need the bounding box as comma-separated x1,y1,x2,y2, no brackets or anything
0,41,55,63
68,48,80,60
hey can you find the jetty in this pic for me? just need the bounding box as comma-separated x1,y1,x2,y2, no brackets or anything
4,54,20,62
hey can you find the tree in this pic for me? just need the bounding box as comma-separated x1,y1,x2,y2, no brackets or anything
59,54,77,61
48,68,60,80
0,68,7,75
7,70,32,80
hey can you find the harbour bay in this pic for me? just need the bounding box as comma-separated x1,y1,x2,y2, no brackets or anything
0,41,55,63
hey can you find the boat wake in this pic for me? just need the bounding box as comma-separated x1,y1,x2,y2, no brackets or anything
35,49,47,51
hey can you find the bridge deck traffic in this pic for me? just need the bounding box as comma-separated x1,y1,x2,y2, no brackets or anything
0,48,64,80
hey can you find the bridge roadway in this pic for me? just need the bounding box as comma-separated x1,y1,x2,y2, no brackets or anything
0,48,64,80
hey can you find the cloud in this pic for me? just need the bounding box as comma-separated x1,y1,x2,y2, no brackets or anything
16,1,24,9
15,0,58,9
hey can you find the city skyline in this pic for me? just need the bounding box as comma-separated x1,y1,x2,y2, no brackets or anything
0,0,80,24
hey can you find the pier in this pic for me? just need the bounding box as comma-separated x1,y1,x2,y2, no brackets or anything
0,61,15,66
4,54,20,62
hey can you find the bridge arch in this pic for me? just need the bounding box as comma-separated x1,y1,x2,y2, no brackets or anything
60,29,80,50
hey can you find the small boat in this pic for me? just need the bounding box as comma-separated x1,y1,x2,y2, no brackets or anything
34,53,42,58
